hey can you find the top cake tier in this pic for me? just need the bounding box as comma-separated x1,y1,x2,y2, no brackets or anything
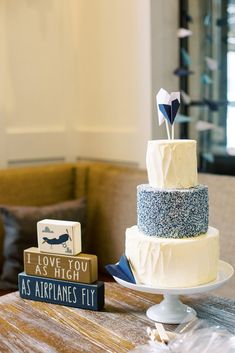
146,139,198,189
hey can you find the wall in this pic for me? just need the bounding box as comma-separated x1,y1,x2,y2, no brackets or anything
76,0,152,167
0,0,178,168
0,1,79,166
151,0,179,140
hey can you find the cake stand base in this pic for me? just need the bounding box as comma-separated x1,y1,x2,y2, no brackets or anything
146,294,196,324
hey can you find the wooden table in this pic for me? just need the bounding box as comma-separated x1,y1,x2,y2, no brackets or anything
0,282,234,352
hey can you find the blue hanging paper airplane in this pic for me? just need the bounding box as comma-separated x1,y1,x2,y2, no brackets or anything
181,48,191,66
105,255,136,284
175,114,192,123
204,14,211,26
201,73,213,85
202,152,215,163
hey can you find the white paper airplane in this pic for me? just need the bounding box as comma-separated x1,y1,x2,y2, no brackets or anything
205,57,218,71
196,120,216,131
181,90,191,105
156,89,170,126
177,28,193,38
227,147,235,156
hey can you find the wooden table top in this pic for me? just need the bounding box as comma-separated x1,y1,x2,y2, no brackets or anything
0,282,234,352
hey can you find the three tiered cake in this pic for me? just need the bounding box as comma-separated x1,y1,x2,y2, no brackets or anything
125,139,219,288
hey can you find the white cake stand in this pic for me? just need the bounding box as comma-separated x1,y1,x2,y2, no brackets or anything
113,260,234,324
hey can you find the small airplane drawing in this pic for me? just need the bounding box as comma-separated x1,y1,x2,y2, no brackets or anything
42,229,72,249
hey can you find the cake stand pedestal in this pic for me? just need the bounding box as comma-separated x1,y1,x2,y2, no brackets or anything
113,260,234,324
146,294,196,323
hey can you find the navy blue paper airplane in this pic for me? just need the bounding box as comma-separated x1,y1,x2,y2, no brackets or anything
105,255,136,284
204,99,220,112
159,99,180,125
173,68,194,77
182,10,193,23
216,18,227,27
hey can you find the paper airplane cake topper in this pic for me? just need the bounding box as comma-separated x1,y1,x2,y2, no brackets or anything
156,88,180,139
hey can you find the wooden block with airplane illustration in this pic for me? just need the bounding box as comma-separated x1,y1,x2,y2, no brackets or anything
37,219,81,255
24,247,98,284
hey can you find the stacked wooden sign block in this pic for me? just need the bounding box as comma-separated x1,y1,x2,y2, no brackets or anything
19,219,104,311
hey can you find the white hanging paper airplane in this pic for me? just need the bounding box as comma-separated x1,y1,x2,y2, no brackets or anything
227,147,235,156
196,120,216,131
177,28,193,38
181,90,191,105
205,57,218,71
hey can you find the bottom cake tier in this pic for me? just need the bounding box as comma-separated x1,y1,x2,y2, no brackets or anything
125,225,219,288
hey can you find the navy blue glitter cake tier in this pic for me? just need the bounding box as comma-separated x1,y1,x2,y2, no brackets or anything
137,184,208,238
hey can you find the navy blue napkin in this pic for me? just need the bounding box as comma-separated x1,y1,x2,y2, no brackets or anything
105,255,136,284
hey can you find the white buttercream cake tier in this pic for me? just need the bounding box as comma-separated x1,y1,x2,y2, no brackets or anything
125,225,219,288
146,139,198,189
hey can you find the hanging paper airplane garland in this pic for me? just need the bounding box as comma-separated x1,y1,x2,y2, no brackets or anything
174,6,232,145
156,88,180,140
173,67,194,77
